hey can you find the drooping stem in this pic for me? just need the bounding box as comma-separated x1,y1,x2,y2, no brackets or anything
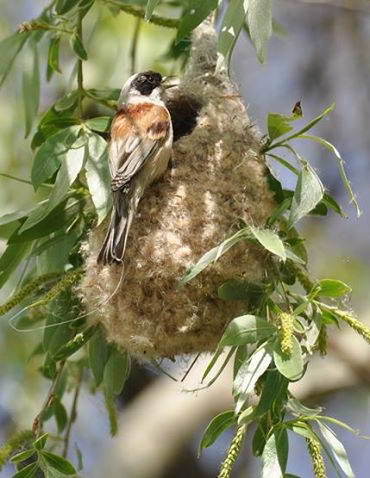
130,17,141,75
63,368,83,458
33,361,66,437
77,11,84,119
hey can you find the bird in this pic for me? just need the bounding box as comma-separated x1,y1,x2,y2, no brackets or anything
97,71,174,265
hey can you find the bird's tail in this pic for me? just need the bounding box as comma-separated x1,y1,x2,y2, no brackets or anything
97,203,134,265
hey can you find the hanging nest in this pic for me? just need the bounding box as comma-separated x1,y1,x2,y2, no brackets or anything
78,22,276,360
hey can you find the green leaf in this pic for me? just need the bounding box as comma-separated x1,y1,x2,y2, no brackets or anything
43,308,74,355
198,410,236,455
268,103,335,149
299,134,361,217
10,449,36,463
34,432,48,450
86,88,120,102
31,125,81,190
47,36,61,81
85,134,112,224
70,33,87,60
54,91,79,112
217,0,248,71
0,201,47,227
253,415,269,456
234,345,271,413
218,279,265,302
219,315,276,347
267,112,299,141
0,32,29,87
177,0,219,42
23,40,40,137
104,348,131,397
314,279,351,298
179,229,247,285
0,240,32,289
56,0,78,15
287,397,322,417
289,162,324,226
322,193,345,217
254,370,288,417
261,429,288,477
104,393,118,436
317,422,355,478
85,116,112,132
145,0,161,20
41,451,76,475
22,138,86,232
89,326,110,386
54,399,68,433
33,231,79,274
10,199,80,244
250,226,286,261
273,336,304,381
247,0,272,63
11,462,39,478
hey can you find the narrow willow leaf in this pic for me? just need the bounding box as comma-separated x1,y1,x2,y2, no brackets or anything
234,345,271,413
219,315,276,347
287,397,322,417
47,36,61,81
299,133,361,217
104,348,131,397
85,116,112,132
54,399,68,433
254,370,287,417
56,0,78,14
0,201,47,227
10,449,36,463
250,226,286,261
31,125,81,189
177,0,220,42
267,112,300,141
217,0,248,71
40,451,76,475
314,279,351,298
198,410,236,455
179,229,247,285
34,433,48,450
70,33,88,60
0,32,29,87
21,138,86,232
273,336,304,380
247,0,272,63
218,279,265,302
23,40,40,137
317,422,355,477
104,393,118,436
89,326,110,387
54,91,79,112
145,0,161,20
12,462,39,478
85,134,112,224
261,430,287,477
0,240,31,288
289,162,324,226
87,88,120,102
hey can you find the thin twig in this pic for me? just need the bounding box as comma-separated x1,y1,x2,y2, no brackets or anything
63,368,83,458
181,352,201,382
130,17,141,75
77,12,84,119
32,361,66,437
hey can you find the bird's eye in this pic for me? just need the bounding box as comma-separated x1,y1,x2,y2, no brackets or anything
147,76,154,83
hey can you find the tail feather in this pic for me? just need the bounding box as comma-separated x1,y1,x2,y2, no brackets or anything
97,207,133,265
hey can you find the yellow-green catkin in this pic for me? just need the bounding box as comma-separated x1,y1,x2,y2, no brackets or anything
279,312,294,355
334,309,370,344
0,273,59,317
32,267,84,308
218,425,246,478
307,437,327,478
0,430,33,470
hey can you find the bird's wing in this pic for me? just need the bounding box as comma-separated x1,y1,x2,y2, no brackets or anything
109,103,171,192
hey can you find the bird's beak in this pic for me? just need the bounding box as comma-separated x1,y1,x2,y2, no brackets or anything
162,76,179,89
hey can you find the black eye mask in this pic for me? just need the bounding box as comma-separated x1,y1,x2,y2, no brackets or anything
132,71,162,96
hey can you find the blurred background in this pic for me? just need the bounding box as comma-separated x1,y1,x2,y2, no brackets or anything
1,0,370,476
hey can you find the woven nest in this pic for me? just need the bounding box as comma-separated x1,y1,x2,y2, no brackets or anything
78,22,276,360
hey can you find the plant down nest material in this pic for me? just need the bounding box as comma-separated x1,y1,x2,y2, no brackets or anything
78,21,276,360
